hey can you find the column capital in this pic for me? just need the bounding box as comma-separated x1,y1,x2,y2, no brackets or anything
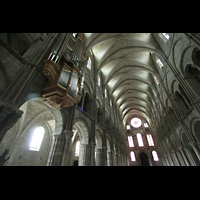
90,142,96,147
62,130,73,139
102,146,107,150
80,143,90,147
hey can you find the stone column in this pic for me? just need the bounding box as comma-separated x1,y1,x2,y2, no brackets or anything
164,154,170,166
0,33,59,143
79,144,91,166
179,146,190,166
190,141,200,162
90,142,96,166
50,133,66,166
118,154,122,166
46,135,58,166
171,150,180,166
96,148,105,166
113,151,116,166
176,151,186,166
107,150,113,166
115,152,119,166
167,153,174,166
127,156,130,166
103,146,107,166
160,157,166,166
61,130,73,166
184,147,196,166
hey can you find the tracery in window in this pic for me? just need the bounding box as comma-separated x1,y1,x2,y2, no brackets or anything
144,122,148,127
87,57,91,70
147,134,154,146
130,151,136,161
152,150,159,161
29,126,45,151
128,136,134,147
137,133,144,147
75,140,80,156
130,117,142,128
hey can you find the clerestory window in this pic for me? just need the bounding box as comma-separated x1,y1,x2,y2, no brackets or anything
144,122,148,127
75,140,80,156
147,134,155,146
137,133,144,147
128,136,134,147
152,150,159,161
161,33,169,41
156,56,164,68
29,126,45,151
130,151,136,161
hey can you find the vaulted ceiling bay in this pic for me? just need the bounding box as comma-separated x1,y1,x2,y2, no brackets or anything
83,33,162,127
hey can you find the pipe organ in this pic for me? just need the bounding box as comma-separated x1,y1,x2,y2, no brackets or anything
41,33,88,109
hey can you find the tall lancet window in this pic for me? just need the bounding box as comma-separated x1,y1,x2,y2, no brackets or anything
75,140,80,156
152,150,159,161
29,126,45,151
137,133,144,147
130,151,136,161
147,134,155,146
128,136,134,147
156,57,164,68
161,33,169,40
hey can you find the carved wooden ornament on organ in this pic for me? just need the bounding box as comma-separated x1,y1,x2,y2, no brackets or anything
41,33,88,109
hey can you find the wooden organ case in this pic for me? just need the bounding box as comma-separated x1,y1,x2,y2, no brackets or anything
41,33,88,109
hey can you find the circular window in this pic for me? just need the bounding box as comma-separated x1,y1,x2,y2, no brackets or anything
130,117,142,128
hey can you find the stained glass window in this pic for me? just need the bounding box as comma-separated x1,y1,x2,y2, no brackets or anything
144,122,148,127
152,150,159,161
161,33,169,40
75,140,80,156
29,126,45,151
130,151,136,161
137,133,144,147
147,134,154,146
131,117,142,128
128,136,134,147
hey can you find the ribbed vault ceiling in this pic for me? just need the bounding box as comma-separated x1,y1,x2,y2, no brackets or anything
83,33,161,126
